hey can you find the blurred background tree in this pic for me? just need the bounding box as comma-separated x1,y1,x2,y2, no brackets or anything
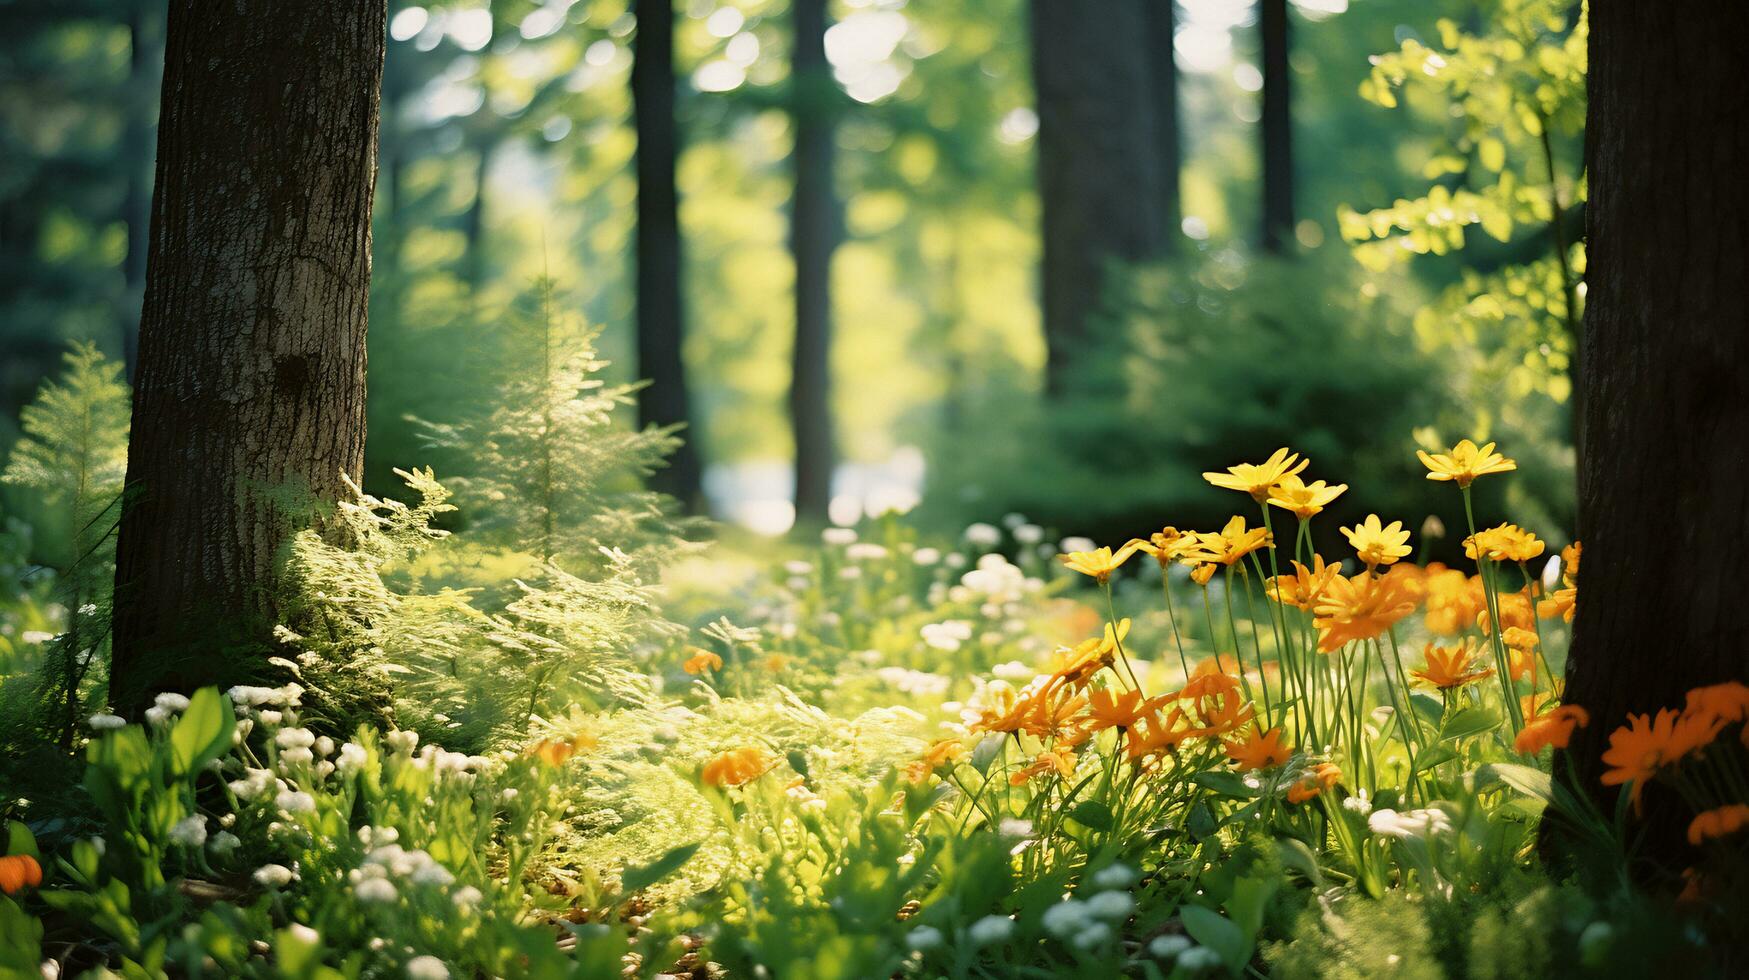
0,0,1583,558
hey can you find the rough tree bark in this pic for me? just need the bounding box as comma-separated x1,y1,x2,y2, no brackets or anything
120,4,162,383
633,0,704,509
109,0,386,709
789,0,838,524
1258,0,1295,253
1029,0,1164,395
1559,0,1749,857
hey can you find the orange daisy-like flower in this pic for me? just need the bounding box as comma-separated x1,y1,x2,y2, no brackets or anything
1600,709,1725,814
1311,572,1418,653
1086,687,1149,732
1046,619,1131,688
1420,566,1483,636
1688,804,1749,846
1416,439,1516,489
906,738,968,784
1464,523,1545,564
1268,555,1340,611
1010,746,1078,786
1189,563,1218,586
1477,589,1536,636
0,854,43,895
1181,516,1273,567
1266,474,1348,519
1203,447,1309,501
531,731,598,767
1343,514,1413,568
1225,727,1293,771
1514,704,1589,755
1684,681,1749,728
1124,706,1193,764
1500,627,1539,651
701,746,777,788
1059,542,1144,583
1287,762,1341,803
683,649,724,674
1411,642,1494,690
1176,671,1255,738
1537,587,1576,623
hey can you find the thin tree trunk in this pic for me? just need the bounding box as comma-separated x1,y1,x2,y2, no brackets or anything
1147,0,1183,245
1558,0,1749,865
1029,0,1163,395
109,0,386,710
789,0,838,524
633,0,704,509
1258,0,1295,253
463,135,495,296
120,6,162,383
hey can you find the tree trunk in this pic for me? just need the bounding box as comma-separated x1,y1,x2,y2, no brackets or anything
1147,0,1183,244
1258,0,1295,253
1559,0,1749,862
789,0,838,524
109,0,386,709
1029,0,1164,395
121,5,162,384
633,0,704,510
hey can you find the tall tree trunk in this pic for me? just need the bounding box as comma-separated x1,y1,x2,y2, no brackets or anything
633,0,704,509
1029,0,1164,395
789,0,838,524
1147,0,1183,245
109,0,386,710
1558,0,1749,862
462,135,495,296
121,5,163,383
1258,0,1295,253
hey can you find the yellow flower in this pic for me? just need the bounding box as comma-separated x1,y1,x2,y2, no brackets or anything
701,747,777,788
1411,642,1494,690
1129,528,1197,566
531,732,598,767
1342,514,1413,568
1416,439,1516,488
1225,727,1293,771
1189,563,1217,586
1203,448,1309,501
1046,618,1131,687
1010,746,1078,786
683,649,724,674
1267,554,1339,610
1181,516,1272,567
1058,541,1144,584
1311,572,1418,652
1463,523,1545,563
1266,474,1347,519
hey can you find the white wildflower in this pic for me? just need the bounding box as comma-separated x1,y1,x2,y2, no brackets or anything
905,926,944,951
1072,922,1113,950
1086,890,1133,921
1092,863,1138,891
208,831,241,855
405,956,450,980
822,526,857,546
1149,935,1192,959
355,878,398,903
1368,807,1453,839
88,713,126,731
1041,899,1089,938
168,815,208,848
968,915,1015,946
253,863,294,888
963,523,1001,547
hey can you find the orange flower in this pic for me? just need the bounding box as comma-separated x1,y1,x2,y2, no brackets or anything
1421,566,1484,636
1177,671,1254,738
1046,619,1131,688
1203,448,1309,501
761,654,790,672
1010,746,1078,786
906,739,968,783
1225,727,1292,771
1601,709,1724,814
1684,682,1749,727
1537,587,1576,623
1311,572,1418,653
701,747,777,788
1559,541,1580,581
1086,687,1149,731
1181,516,1272,567
1189,563,1218,586
1125,707,1193,764
531,732,598,767
1501,627,1539,651
1267,555,1339,611
1688,804,1749,846
1477,589,1535,636
1514,704,1589,754
0,854,42,895
1287,762,1341,803
1059,542,1144,583
1412,642,1494,690
683,649,724,674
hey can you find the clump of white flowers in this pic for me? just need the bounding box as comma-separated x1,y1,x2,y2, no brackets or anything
168,815,208,848
1368,807,1454,839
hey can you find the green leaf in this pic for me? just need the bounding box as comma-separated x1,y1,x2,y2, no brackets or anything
170,687,235,778
1410,693,1444,729
1476,762,1553,803
620,841,701,894
5,822,38,860
1187,802,1219,842
1067,800,1113,831
1274,839,1324,887
1181,904,1251,975
1192,770,1258,798
1413,745,1458,773
1439,706,1501,742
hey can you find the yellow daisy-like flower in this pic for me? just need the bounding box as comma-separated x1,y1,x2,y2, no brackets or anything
1266,554,1340,610
1416,439,1516,489
1266,474,1347,519
1058,541,1144,584
701,747,777,788
682,649,724,674
1410,642,1494,690
1129,527,1198,566
1181,516,1272,567
1203,448,1309,501
1341,514,1413,568
1463,523,1545,563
